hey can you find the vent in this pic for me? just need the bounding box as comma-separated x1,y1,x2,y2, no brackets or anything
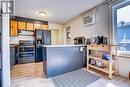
83,14,96,26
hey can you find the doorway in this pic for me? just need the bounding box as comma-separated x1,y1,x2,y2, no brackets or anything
51,29,59,45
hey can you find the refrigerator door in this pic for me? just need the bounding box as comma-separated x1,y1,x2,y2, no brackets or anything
36,29,43,40
35,30,43,62
43,30,51,45
35,30,51,62
35,45,42,62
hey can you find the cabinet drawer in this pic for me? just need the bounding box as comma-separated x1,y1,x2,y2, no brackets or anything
97,45,109,51
87,45,110,52
88,45,98,50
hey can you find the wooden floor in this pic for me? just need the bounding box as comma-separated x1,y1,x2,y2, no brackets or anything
11,62,45,79
11,62,130,87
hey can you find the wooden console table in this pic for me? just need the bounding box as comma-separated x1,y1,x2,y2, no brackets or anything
87,44,118,79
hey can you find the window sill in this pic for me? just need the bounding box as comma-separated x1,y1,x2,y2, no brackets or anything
118,55,130,59
117,51,130,58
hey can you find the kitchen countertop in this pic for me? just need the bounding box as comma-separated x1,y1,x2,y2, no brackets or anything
42,45,85,48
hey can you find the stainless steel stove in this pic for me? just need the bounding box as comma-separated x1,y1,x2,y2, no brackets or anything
18,40,35,64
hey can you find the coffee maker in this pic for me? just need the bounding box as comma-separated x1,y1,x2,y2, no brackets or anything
96,36,108,45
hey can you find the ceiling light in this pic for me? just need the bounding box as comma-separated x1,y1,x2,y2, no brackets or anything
39,11,47,16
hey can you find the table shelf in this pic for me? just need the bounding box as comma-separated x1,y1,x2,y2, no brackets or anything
88,56,115,63
88,65,115,74
87,44,118,79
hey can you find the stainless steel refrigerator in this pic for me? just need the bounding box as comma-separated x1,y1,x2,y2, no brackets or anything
35,29,51,62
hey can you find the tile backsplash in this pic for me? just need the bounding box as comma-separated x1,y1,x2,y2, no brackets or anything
10,35,35,44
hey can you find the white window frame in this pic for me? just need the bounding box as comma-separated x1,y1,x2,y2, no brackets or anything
112,0,130,56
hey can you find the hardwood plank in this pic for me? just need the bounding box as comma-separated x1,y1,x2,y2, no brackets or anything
11,62,45,79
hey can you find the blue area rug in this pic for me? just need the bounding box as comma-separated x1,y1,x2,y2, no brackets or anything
52,69,100,87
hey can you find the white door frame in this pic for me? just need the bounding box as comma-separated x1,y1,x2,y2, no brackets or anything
1,0,11,87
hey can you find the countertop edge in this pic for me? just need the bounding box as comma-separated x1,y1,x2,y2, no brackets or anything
42,45,85,47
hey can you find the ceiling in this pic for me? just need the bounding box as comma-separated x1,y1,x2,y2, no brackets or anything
15,0,105,24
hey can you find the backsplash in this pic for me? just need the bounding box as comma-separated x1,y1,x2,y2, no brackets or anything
10,35,35,44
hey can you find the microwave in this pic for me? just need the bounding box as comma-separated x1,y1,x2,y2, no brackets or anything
74,37,85,45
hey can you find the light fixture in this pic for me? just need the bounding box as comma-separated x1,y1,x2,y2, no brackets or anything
39,11,47,16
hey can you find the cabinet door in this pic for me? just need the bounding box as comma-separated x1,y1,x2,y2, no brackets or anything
35,46,42,62
18,21,26,30
42,24,48,30
34,24,41,30
10,20,17,36
27,22,34,31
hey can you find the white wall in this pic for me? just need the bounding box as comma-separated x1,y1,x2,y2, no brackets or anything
48,22,64,45
118,57,130,78
63,5,110,44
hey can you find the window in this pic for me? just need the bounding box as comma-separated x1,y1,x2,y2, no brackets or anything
66,26,71,44
113,1,130,54
117,5,130,52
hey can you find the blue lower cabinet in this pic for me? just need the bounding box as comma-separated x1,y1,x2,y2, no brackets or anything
43,46,84,78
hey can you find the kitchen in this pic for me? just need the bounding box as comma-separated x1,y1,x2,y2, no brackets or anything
0,0,130,87
10,16,49,63
10,16,86,78
10,16,65,77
